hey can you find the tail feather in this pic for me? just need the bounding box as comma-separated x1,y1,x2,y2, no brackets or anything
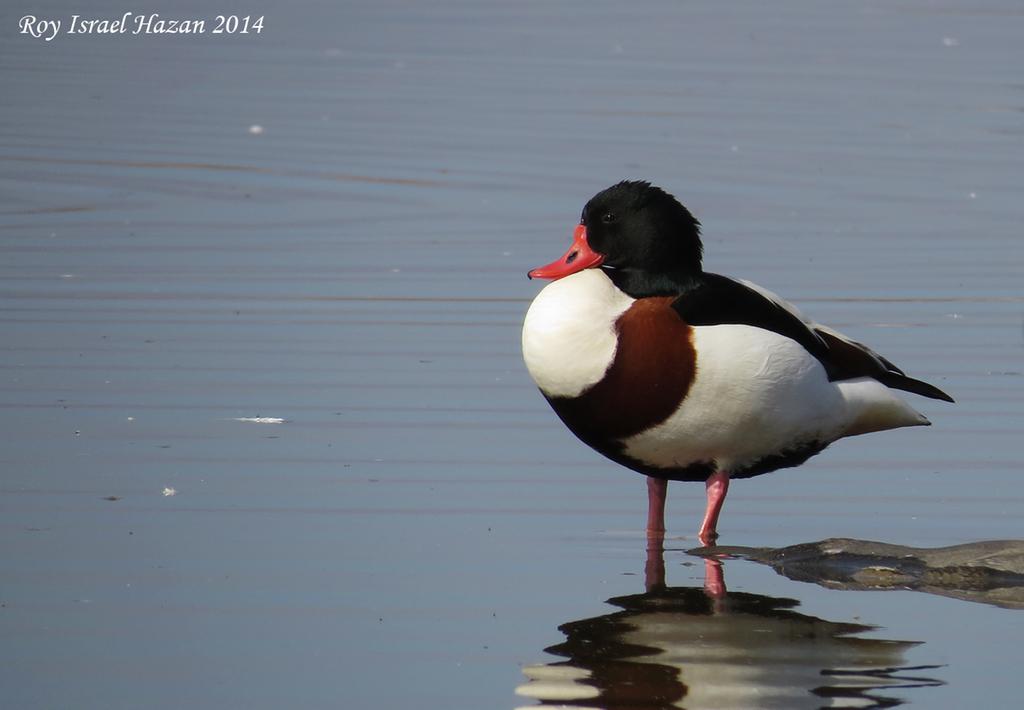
878,373,955,403
838,378,932,437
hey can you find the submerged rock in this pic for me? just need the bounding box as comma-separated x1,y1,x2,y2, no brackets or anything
693,538,1024,610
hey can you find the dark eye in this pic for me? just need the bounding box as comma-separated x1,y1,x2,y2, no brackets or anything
601,212,617,224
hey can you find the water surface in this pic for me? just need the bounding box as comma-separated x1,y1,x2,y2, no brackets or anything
1,1,1022,707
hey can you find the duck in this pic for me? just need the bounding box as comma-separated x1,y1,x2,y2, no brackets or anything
522,180,953,544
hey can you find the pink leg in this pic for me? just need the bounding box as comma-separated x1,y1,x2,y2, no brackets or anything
702,557,726,600
644,534,666,592
646,476,668,537
697,470,730,545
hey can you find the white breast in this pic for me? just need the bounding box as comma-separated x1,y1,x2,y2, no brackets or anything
521,269,634,399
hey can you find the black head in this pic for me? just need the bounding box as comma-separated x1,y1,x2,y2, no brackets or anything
580,181,703,297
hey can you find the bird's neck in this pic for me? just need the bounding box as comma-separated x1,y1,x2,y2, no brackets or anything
602,266,704,299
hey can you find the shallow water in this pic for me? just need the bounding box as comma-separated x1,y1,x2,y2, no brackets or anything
2,1,1023,707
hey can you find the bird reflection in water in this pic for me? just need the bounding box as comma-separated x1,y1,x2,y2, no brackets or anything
516,539,943,709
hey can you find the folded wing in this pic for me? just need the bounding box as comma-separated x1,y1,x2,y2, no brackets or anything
671,274,954,402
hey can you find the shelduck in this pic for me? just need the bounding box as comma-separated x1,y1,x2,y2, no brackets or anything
522,181,953,543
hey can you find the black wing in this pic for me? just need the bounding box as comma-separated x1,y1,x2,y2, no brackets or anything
671,273,954,402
